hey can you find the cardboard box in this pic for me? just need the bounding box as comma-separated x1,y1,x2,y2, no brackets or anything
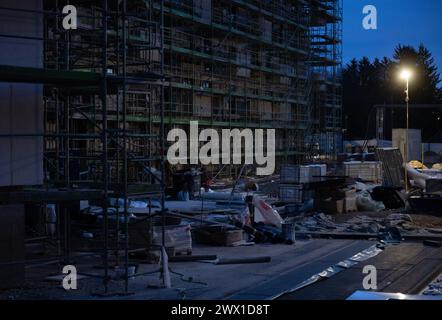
315,198,344,214
194,228,244,246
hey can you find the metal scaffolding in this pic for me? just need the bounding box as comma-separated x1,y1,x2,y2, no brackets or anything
160,0,342,174
309,0,343,158
0,0,342,293
0,0,166,294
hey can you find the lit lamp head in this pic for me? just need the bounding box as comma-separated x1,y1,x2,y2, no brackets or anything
400,69,412,81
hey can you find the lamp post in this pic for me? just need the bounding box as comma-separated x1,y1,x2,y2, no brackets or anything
400,69,412,192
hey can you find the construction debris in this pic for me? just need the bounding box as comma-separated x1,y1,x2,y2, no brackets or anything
293,212,442,237
61,152,442,267
423,275,442,296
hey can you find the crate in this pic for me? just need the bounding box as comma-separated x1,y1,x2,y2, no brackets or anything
280,165,306,183
281,164,327,183
308,165,322,182
279,184,303,203
308,164,327,182
343,162,382,182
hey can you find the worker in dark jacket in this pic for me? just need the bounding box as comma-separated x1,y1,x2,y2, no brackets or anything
201,167,213,191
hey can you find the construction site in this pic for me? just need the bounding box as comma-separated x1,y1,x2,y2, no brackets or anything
0,0,441,302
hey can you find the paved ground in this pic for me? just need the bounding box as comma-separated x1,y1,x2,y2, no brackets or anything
2,239,440,300
0,239,373,300
278,242,442,300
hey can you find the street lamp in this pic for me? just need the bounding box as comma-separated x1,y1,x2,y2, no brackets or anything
400,69,412,192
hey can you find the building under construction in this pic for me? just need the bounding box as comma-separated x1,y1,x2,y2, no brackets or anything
0,0,342,294
162,0,342,172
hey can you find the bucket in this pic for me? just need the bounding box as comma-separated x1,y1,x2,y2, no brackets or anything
281,222,296,244
127,265,136,280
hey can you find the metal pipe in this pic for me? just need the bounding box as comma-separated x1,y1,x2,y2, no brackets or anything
122,0,129,294
405,78,409,193
101,0,110,293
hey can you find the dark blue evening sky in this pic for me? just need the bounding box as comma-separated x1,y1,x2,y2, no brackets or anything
343,0,442,76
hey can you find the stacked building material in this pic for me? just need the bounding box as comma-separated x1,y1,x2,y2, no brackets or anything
280,164,326,184
343,162,383,183
279,164,327,204
280,165,304,204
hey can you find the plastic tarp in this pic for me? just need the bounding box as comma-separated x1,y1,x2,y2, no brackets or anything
356,191,385,212
348,245,384,262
